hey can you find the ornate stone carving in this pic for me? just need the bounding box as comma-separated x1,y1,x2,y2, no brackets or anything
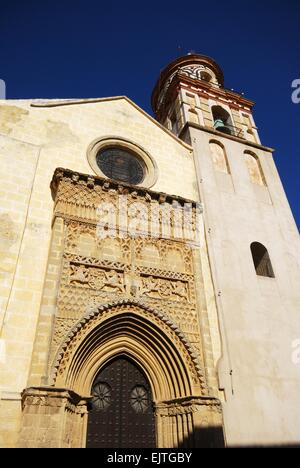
140,275,189,302
134,238,193,274
155,396,223,417
17,168,223,449
69,263,125,293
64,253,127,271
21,387,87,411
24,395,47,407
69,263,89,284
48,169,208,394
50,300,206,390
135,265,191,281
56,246,197,327
65,221,95,251
51,318,78,348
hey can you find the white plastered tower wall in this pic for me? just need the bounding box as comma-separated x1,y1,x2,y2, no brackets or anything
191,130,300,446
152,54,300,446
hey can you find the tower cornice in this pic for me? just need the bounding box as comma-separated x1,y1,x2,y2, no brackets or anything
180,121,274,153
153,71,255,122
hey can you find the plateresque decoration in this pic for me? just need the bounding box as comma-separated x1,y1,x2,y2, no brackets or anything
18,167,223,449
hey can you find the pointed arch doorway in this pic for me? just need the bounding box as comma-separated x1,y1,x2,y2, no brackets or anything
86,356,156,448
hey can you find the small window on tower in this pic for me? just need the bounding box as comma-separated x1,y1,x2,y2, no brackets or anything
250,242,275,278
200,71,212,83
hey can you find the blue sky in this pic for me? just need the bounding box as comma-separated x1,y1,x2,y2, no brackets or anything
1,0,299,229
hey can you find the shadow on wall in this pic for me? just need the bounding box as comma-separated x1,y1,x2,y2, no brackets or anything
228,443,300,448
177,426,225,448
178,427,300,448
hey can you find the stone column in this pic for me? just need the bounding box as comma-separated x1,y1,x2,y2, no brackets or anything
155,396,224,448
18,386,90,448
28,216,66,386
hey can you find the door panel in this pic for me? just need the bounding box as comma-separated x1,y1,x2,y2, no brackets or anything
86,356,156,448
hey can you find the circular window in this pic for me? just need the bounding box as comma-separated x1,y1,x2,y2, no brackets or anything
91,382,112,411
130,385,150,413
87,137,158,188
96,148,145,185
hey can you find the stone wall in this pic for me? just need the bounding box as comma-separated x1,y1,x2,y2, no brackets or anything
0,96,204,447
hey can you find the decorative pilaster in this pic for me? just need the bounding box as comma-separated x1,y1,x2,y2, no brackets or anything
18,387,90,448
155,396,224,448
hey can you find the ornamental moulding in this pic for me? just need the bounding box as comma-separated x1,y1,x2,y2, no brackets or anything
51,299,206,390
50,167,200,208
155,395,223,417
21,386,88,411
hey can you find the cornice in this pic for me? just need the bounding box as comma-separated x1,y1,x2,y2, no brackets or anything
181,122,274,153
154,73,254,122
50,167,200,207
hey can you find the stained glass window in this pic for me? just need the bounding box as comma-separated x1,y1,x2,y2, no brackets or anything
96,148,145,185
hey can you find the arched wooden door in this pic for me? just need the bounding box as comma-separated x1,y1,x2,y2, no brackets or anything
86,356,156,448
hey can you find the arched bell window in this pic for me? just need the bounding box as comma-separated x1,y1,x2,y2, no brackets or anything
250,242,275,278
211,105,234,135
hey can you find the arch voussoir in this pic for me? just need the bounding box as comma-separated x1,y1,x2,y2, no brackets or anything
51,299,206,398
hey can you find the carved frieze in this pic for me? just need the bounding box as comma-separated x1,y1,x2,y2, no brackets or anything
140,275,189,302
69,263,125,293
21,387,88,412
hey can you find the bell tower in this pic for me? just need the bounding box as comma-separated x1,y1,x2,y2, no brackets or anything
151,53,260,144
152,54,300,447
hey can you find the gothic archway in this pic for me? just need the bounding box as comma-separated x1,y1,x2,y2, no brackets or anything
51,300,208,447
19,301,224,448
52,300,205,398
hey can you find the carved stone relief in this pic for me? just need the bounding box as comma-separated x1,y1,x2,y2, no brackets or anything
140,275,189,302
49,169,205,380
69,263,125,293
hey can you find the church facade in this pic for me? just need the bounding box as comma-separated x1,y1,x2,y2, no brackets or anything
0,54,299,448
